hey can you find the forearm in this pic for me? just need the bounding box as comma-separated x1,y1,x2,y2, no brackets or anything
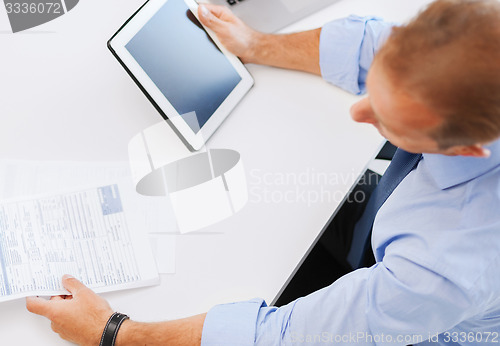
197,4,321,75
246,29,321,75
116,313,207,346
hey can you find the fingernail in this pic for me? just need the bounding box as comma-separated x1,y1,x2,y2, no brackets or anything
63,274,74,280
200,5,210,17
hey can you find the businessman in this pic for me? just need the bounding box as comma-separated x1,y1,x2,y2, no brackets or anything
26,0,500,345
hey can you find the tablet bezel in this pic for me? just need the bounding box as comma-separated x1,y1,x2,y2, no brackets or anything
108,0,254,151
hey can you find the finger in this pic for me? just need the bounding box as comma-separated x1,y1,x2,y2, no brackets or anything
199,3,233,19
26,296,52,317
61,274,88,296
50,296,64,301
198,4,226,31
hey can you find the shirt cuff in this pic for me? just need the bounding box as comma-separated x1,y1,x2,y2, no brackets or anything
201,298,267,346
319,15,391,95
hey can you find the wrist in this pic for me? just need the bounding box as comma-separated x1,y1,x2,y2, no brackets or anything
114,319,135,346
99,312,130,346
243,31,271,64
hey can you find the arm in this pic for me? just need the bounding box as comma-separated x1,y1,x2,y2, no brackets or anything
202,259,477,346
197,4,321,75
26,255,476,346
116,315,206,346
26,275,205,346
198,5,394,95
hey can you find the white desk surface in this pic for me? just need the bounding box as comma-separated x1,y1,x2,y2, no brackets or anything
0,0,431,344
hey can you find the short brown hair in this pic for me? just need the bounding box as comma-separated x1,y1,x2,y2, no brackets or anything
376,0,500,149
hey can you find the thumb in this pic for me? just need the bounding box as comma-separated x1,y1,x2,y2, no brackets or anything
61,274,87,296
198,4,224,31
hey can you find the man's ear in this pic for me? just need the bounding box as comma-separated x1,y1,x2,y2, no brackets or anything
447,144,491,158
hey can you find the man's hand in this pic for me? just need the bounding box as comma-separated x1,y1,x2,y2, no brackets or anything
26,275,207,346
198,3,260,63
197,3,321,75
26,275,114,346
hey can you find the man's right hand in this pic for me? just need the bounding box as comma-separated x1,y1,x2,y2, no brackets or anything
198,3,262,63
26,275,114,346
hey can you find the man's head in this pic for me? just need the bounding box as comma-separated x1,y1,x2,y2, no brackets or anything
350,0,500,157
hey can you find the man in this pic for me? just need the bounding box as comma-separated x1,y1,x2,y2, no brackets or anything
26,0,500,345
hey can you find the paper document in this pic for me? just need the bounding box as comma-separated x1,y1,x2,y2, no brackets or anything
0,182,160,302
0,160,180,234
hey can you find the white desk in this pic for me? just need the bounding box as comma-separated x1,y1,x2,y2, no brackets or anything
0,0,431,344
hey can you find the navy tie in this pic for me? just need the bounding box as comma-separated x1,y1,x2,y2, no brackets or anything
346,148,423,269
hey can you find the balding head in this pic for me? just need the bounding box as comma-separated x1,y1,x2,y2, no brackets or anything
376,0,500,149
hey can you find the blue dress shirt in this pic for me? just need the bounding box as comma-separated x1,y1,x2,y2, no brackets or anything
201,16,500,345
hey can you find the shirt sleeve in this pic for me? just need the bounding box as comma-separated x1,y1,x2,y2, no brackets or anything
319,15,394,95
201,253,479,346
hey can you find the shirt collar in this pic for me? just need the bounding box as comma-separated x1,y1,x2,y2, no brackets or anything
422,139,500,190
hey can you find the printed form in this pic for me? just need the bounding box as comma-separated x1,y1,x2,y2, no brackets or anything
0,183,159,302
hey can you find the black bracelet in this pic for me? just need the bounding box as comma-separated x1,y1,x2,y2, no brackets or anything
99,312,129,346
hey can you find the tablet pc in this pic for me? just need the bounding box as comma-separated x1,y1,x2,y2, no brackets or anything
108,0,254,151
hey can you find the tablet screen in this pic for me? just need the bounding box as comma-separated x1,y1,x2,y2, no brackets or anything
125,0,242,134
